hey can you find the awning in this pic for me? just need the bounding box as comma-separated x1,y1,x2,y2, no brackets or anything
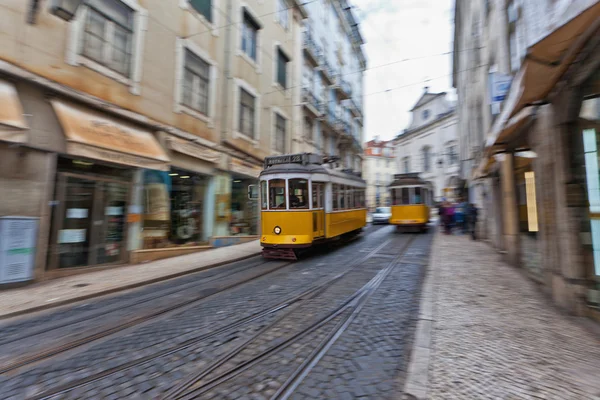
167,135,220,164
0,79,28,143
486,106,537,152
505,2,600,121
230,157,262,178
51,99,170,171
472,156,496,181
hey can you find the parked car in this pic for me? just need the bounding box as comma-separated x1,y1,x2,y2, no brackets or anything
372,207,391,224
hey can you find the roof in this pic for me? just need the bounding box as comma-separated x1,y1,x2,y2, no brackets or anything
409,91,447,111
389,173,429,188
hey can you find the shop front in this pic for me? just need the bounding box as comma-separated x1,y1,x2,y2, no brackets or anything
211,157,261,247
46,99,170,275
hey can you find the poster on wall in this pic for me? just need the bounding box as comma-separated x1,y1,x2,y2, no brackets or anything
0,217,38,284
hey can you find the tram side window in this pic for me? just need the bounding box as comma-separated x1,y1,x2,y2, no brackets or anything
289,179,309,209
340,185,346,209
348,187,354,209
401,188,410,205
312,184,318,209
414,187,422,204
269,179,286,209
260,181,268,210
333,184,339,210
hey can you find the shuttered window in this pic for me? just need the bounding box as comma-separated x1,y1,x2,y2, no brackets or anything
277,48,289,88
189,0,212,22
239,88,255,138
182,49,210,114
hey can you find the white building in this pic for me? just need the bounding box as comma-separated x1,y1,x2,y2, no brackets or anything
297,0,366,173
394,89,460,202
363,139,396,209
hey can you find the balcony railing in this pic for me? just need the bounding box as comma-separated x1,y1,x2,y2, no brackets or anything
319,56,335,84
303,30,321,64
302,88,321,115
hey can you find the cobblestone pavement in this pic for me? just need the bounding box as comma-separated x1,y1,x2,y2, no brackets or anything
0,225,433,399
428,233,600,400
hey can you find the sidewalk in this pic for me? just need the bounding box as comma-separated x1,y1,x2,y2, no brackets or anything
405,233,600,400
0,241,261,320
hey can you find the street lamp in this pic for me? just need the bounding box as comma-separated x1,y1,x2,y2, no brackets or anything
48,0,83,22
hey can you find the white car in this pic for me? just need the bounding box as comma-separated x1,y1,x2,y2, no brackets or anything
372,207,391,224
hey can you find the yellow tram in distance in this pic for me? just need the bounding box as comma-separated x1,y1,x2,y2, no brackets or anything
259,153,367,260
389,173,433,232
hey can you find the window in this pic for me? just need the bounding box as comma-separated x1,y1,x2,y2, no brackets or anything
277,0,289,29
403,157,410,173
239,88,256,138
333,184,339,210
275,113,286,153
373,148,381,155
422,109,430,120
448,145,458,165
304,117,313,141
422,147,431,172
182,49,210,115
289,179,309,209
375,172,380,183
268,179,286,209
190,0,212,22
82,0,134,77
241,11,259,61
414,187,422,204
402,188,410,205
276,47,290,88
340,186,346,209
260,181,268,209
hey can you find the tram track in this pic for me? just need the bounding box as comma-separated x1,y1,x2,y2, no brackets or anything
26,233,398,400
0,259,293,376
167,235,417,400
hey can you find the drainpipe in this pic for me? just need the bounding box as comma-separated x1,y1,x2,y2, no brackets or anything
220,0,233,146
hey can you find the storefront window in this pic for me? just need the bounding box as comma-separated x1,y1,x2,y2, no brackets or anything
260,181,268,210
269,179,286,209
289,179,309,209
142,169,207,249
231,177,258,235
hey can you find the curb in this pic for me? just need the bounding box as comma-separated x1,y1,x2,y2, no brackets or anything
403,232,438,399
0,252,262,321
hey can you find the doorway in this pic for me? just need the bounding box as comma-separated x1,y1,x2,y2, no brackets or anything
49,173,129,269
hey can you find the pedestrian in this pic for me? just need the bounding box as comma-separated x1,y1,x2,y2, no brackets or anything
446,202,455,234
454,200,465,234
467,203,478,240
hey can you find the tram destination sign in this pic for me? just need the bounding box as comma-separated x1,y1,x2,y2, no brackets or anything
264,153,323,167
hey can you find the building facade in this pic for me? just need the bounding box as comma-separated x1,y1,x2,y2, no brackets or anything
363,139,395,210
296,0,366,174
0,0,309,282
453,0,600,319
393,90,460,202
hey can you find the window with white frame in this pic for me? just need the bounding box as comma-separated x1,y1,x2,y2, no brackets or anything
403,157,410,173
82,0,134,77
304,117,313,141
189,0,212,22
182,49,210,115
275,113,286,153
448,144,458,165
241,10,259,61
422,146,431,172
277,0,289,29
239,88,256,138
276,47,290,88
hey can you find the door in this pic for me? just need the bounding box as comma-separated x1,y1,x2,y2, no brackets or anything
312,183,325,238
50,174,129,269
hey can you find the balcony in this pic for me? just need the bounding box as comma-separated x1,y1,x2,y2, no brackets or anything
335,117,352,138
302,88,321,117
303,30,321,66
319,56,335,85
333,78,351,100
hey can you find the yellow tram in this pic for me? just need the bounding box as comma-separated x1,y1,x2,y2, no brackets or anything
389,173,432,232
259,153,367,259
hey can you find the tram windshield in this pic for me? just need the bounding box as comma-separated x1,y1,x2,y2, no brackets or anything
392,187,428,205
288,179,309,209
268,179,286,209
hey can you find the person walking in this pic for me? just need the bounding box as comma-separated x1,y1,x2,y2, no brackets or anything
454,200,466,234
467,203,478,240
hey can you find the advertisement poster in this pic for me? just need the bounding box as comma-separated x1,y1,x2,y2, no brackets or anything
0,217,38,284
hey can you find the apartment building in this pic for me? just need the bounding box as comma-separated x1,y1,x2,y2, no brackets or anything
0,0,306,281
297,0,366,173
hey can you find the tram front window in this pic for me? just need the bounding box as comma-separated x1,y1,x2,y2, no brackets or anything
414,187,422,204
269,179,286,209
288,179,309,209
260,181,268,210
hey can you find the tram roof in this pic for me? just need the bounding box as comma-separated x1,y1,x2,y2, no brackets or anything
260,153,365,184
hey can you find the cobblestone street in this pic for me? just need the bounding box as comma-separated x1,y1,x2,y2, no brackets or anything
423,233,600,400
0,225,432,399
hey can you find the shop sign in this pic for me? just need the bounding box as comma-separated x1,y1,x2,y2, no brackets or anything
231,157,262,178
0,217,38,284
167,136,220,164
488,73,512,115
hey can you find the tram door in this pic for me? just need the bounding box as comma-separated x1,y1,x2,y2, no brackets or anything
312,183,325,238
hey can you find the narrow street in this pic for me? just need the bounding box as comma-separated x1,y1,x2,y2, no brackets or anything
0,226,433,400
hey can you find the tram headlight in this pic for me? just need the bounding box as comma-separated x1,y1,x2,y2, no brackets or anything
274,226,282,235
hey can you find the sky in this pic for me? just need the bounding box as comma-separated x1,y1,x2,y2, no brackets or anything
350,0,456,142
